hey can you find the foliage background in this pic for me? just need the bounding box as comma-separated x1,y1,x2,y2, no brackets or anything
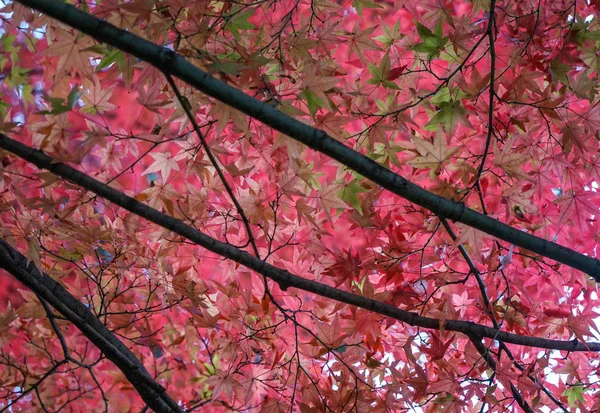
1,0,600,411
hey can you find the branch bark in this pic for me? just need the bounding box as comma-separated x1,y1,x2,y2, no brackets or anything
1,133,597,353
0,238,182,413
14,0,600,280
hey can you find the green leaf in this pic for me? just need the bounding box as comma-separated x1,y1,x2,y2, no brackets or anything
299,89,326,116
431,87,452,105
382,79,400,90
550,58,571,85
6,66,30,89
67,84,83,109
245,51,272,69
366,52,400,89
338,179,369,214
585,30,600,41
374,20,401,48
562,384,585,407
334,344,348,353
38,84,82,115
203,362,215,375
20,84,34,107
431,87,467,105
1,34,16,50
352,0,384,16
416,22,435,42
351,276,366,292
425,100,472,133
96,49,122,71
366,62,382,85
225,9,256,41
38,97,69,115
277,99,307,117
207,61,247,75
0,101,10,118
434,19,443,39
412,20,449,61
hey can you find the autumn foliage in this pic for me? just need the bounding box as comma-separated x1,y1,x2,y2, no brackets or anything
2,0,600,411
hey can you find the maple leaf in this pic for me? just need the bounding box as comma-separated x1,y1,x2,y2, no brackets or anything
135,182,181,215
555,358,582,384
338,179,369,215
366,51,401,90
345,23,383,62
42,28,95,79
408,131,459,178
508,70,544,100
299,69,340,115
7,1,600,412
295,198,317,227
209,100,249,133
81,78,117,114
142,152,180,181
411,20,449,61
16,290,45,319
318,180,351,221
224,8,256,41
492,139,531,181
562,385,586,408
554,191,599,235
136,81,171,112
422,333,455,361
459,68,491,98
205,371,241,402
566,301,599,342
451,291,474,317
549,58,572,86
38,84,83,116
454,223,486,260
314,113,351,142
425,99,472,134
119,0,155,22
374,18,402,48
314,318,346,348
571,69,597,101
0,303,17,336
352,0,384,16
560,121,588,155
430,393,467,413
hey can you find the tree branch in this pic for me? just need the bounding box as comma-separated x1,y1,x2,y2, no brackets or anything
0,238,182,413
14,0,600,280
1,133,598,353
468,335,534,413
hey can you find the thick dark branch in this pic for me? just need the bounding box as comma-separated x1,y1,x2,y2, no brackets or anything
1,134,598,353
0,238,182,413
14,0,600,280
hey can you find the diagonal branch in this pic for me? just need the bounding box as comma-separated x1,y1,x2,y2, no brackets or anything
468,335,534,413
442,218,568,412
164,74,261,259
14,0,600,280
0,238,182,413
1,133,598,353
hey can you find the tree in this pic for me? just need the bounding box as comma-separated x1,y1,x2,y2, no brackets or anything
0,0,599,411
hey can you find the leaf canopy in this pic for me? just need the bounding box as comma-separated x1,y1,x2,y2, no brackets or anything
1,0,600,412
